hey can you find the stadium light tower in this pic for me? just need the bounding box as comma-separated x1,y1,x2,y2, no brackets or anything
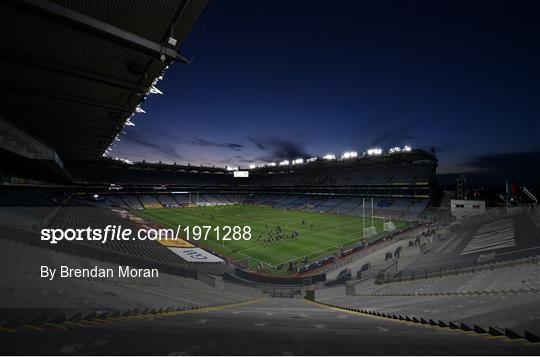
323,154,336,160
341,151,358,159
367,148,382,156
149,85,163,95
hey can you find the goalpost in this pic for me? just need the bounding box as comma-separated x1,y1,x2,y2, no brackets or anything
361,196,400,236
363,197,377,238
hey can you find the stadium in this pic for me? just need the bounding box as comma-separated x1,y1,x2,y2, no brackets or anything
0,0,539,355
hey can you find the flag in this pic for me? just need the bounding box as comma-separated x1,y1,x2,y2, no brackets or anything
505,181,518,199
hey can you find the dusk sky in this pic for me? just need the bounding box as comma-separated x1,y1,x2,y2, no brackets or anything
111,0,539,181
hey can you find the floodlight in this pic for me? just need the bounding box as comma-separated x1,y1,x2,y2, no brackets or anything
404,145,412,151
167,37,177,46
249,164,256,169
226,166,238,171
279,160,290,166
149,85,163,95
323,154,336,160
367,148,382,155
268,162,277,167
341,151,358,159
307,157,317,162
292,158,304,165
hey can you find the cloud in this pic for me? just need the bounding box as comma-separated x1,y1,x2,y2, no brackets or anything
122,131,183,161
248,137,310,160
465,151,540,175
438,151,540,186
370,123,417,148
189,138,243,151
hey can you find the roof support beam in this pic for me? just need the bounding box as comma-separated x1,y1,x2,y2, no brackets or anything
1,86,134,114
5,107,126,126
19,0,190,63
2,55,150,94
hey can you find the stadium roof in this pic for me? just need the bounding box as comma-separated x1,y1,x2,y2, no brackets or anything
0,0,207,161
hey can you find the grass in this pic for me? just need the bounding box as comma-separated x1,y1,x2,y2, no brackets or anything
135,204,408,275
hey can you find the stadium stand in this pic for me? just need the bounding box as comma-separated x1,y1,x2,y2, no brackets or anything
390,209,540,280
104,195,129,209
2,0,537,354
138,195,162,209
66,150,436,190
306,206,540,344
103,193,430,221
122,195,144,209
156,194,181,208
0,238,258,311
315,285,539,338
0,189,66,229
355,261,539,296
314,259,539,340
0,192,233,276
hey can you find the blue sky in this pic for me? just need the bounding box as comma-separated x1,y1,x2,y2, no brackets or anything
110,0,539,181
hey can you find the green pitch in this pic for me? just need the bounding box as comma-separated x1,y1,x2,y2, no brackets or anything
135,204,408,275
